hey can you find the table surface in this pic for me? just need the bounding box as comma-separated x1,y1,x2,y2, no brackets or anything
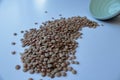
0,0,120,80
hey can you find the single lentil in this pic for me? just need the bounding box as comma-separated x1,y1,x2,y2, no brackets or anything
45,11,48,13
13,33,17,36
35,22,38,25
62,72,67,77
71,70,77,74
21,31,24,33
55,72,61,77
15,65,21,70
28,78,33,80
59,14,62,16
11,42,16,45
11,51,16,55
67,67,73,71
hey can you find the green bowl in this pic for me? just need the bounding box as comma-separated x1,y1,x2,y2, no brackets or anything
89,0,120,20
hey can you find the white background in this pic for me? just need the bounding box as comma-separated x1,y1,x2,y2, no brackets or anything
0,0,120,80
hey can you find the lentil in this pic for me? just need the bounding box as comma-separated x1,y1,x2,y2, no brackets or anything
35,22,38,25
55,72,61,77
28,78,33,80
71,70,77,74
62,72,67,77
11,51,16,55
15,65,21,70
67,67,73,71
52,17,54,19
59,14,62,16
45,11,48,13
11,42,16,45
71,61,76,64
13,33,17,36
75,61,80,64
21,31,24,33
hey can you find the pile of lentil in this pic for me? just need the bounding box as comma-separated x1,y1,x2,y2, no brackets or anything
20,16,99,78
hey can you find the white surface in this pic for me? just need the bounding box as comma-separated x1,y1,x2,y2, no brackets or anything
0,0,120,80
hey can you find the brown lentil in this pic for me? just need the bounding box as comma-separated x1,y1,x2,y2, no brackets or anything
71,70,77,74
13,33,17,36
41,72,46,77
20,38,23,41
71,56,76,59
66,61,70,65
59,14,62,16
23,68,28,72
11,42,16,45
11,51,16,55
101,24,104,26
67,67,73,71
45,11,48,13
55,72,61,77
29,70,34,74
71,61,76,64
63,67,68,72
28,78,33,80
62,72,67,77
15,65,21,70
35,22,38,25
75,61,80,64
52,17,54,19
21,30,24,33
50,74,55,78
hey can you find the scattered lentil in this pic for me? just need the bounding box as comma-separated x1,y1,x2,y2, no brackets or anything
101,24,104,26
15,65,21,70
55,72,61,77
62,72,67,77
29,70,34,74
50,74,55,78
13,33,17,36
63,67,68,72
71,61,75,64
75,61,80,64
23,68,28,72
20,38,23,41
21,31,24,33
28,78,33,80
71,70,77,74
52,17,54,19
11,42,16,45
59,14,62,16
67,67,73,71
45,11,48,13
71,56,76,59
41,72,46,77
35,22,38,25
11,51,16,55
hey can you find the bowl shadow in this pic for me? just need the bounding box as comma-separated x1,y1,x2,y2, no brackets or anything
103,15,120,26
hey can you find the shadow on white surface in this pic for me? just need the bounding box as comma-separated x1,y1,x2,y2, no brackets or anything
104,15,120,26
0,0,2,3
0,75,3,80
118,73,120,80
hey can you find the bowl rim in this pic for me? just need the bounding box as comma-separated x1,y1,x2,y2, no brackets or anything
89,0,120,20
